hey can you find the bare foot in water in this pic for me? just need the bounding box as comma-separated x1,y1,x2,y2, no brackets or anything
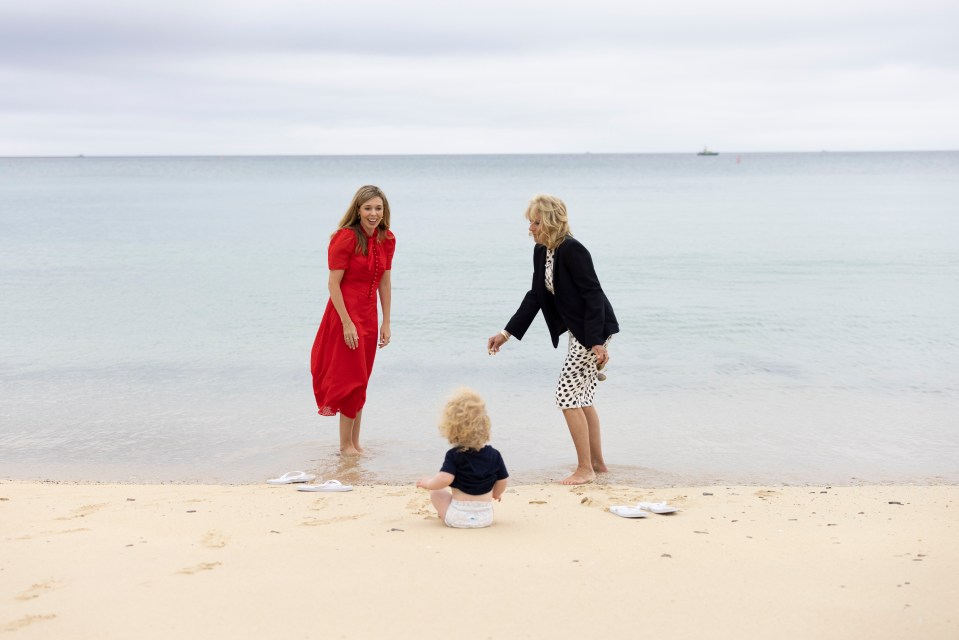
340,446,362,456
592,461,608,473
561,469,596,485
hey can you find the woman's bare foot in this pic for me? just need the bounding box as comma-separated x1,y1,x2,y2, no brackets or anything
560,468,596,485
339,446,362,456
592,461,608,473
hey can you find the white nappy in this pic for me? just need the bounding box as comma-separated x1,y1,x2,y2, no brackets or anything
444,499,494,529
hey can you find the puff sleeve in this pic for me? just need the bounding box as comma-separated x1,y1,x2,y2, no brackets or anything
328,229,356,270
382,232,396,270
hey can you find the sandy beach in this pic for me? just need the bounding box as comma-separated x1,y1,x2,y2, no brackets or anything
2,481,956,639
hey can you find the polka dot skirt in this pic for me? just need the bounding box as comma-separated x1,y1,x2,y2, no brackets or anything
555,333,611,409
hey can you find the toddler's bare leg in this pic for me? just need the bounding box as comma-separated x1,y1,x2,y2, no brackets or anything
429,489,453,521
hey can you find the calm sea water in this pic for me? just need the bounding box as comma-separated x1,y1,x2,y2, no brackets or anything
1,152,957,486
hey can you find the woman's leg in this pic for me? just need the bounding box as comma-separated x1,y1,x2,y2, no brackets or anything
582,405,607,473
338,410,363,456
350,409,364,452
561,407,596,485
429,489,453,521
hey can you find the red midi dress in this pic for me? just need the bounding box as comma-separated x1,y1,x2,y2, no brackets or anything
311,227,396,418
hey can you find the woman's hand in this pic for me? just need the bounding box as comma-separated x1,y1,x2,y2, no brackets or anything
342,320,358,350
487,331,509,355
378,322,391,349
591,344,609,367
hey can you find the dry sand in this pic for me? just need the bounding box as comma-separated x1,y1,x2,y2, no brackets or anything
2,481,956,639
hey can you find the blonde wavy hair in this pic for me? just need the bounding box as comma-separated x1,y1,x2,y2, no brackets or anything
335,185,392,255
438,387,491,452
525,193,572,250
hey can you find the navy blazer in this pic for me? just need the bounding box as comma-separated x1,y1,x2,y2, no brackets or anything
505,236,619,348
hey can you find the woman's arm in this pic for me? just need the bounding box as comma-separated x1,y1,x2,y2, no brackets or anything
378,270,391,348
505,245,546,340
416,471,454,491
328,269,358,350
489,287,539,354
503,288,541,340
489,247,544,352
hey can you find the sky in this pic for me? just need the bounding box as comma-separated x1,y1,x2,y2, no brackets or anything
1,0,957,156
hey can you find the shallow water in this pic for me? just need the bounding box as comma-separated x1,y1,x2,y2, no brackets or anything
1,152,957,485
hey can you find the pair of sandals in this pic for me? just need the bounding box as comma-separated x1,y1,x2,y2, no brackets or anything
266,471,353,492
609,502,680,518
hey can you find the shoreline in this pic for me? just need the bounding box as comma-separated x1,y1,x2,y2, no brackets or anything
3,481,957,639
3,459,957,488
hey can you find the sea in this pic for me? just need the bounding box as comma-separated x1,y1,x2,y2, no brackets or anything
1,152,957,486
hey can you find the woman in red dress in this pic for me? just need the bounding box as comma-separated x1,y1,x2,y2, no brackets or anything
311,185,396,455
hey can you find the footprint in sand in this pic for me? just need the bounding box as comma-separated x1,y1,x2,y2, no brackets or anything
300,515,361,527
16,527,90,541
755,490,780,500
405,496,433,517
201,530,228,549
56,503,108,520
2,614,57,632
15,581,58,601
176,562,222,575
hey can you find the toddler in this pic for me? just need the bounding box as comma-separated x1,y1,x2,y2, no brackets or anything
416,388,509,528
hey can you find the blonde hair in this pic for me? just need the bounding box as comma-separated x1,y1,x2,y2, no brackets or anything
525,193,571,250
438,387,491,452
335,185,392,255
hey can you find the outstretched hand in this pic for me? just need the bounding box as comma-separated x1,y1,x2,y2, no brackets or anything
487,333,507,355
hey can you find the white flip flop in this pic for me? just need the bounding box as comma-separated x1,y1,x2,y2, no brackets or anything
297,479,353,492
266,471,316,485
637,501,680,514
609,505,648,518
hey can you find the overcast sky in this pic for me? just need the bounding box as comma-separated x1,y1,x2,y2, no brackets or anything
2,0,957,156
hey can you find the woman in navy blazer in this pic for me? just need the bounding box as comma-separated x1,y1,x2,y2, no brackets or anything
487,194,619,484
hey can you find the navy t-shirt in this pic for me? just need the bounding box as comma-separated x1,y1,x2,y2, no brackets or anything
440,445,509,495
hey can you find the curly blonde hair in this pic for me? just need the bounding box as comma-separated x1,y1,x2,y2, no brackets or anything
438,387,491,452
524,193,572,250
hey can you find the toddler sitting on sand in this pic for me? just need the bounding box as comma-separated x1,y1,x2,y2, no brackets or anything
416,388,509,528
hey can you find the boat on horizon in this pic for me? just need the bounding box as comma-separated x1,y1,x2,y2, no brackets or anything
697,147,719,156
